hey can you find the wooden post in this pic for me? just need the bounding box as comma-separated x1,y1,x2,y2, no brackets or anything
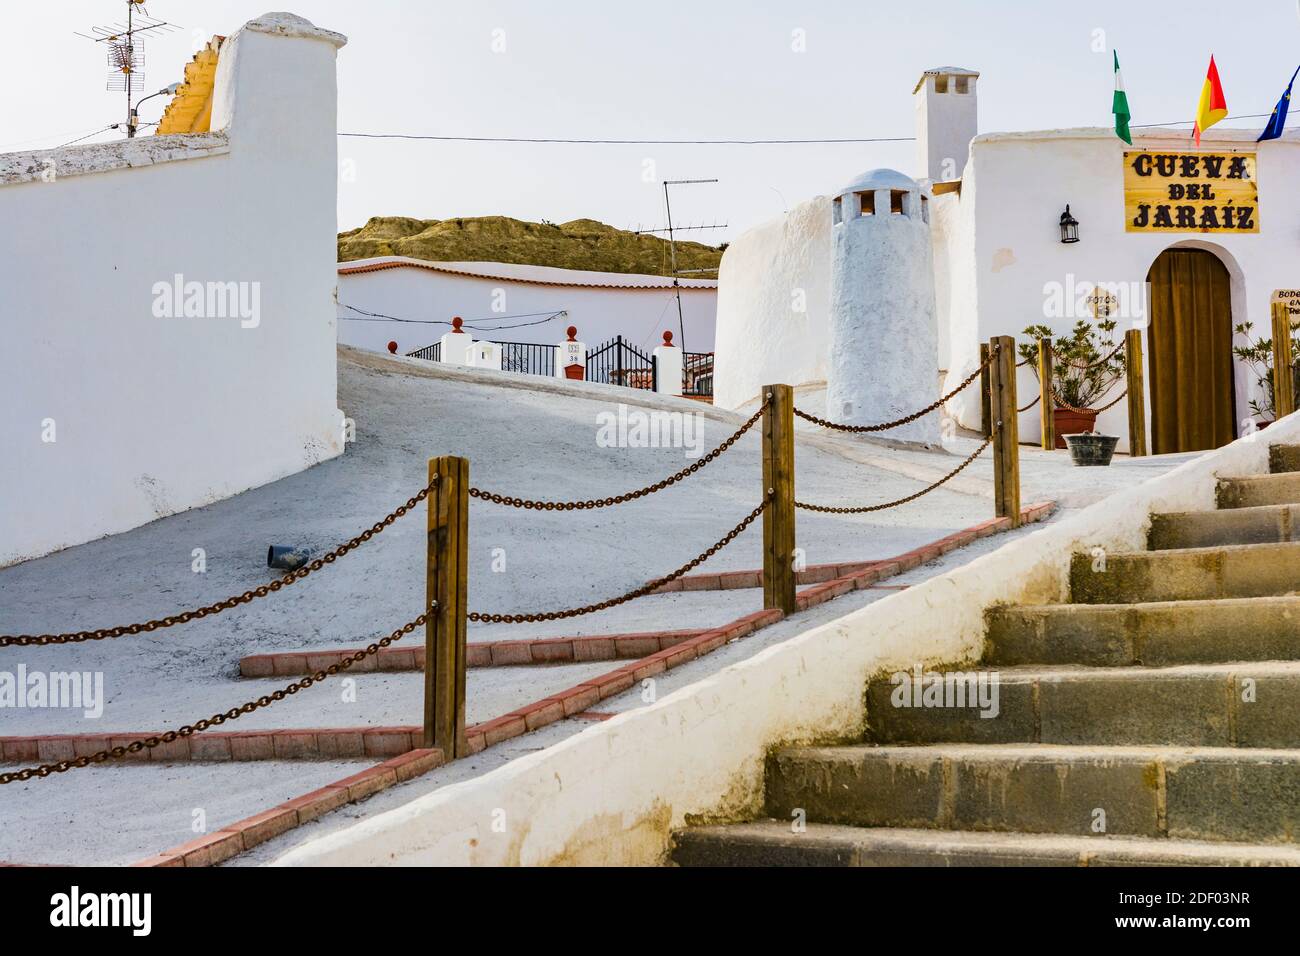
1037,337,1054,451
1125,328,1148,457
979,343,992,438
989,336,1021,527
1272,300,1296,420
424,456,468,758
761,384,797,614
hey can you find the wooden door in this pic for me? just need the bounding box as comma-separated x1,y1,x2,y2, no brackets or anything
1146,249,1236,454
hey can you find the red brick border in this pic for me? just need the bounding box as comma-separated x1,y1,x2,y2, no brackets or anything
0,726,429,765
654,501,1055,593
5,501,1054,868
239,629,711,678
132,748,445,867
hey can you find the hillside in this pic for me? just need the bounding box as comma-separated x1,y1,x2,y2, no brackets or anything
337,215,724,276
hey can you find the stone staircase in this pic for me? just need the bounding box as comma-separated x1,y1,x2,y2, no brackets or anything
673,444,1300,866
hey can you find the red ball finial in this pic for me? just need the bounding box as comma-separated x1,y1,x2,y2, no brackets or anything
386,341,398,354
566,326,578,342
451,316,463,332
662,330,674,346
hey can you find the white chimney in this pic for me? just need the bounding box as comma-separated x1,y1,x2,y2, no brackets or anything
913,67,978,183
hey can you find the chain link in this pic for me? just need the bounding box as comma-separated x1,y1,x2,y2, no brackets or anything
0,606,434,785
467,496,769,623
1050,385,1126,415
795,434,993,514
468,403,766,511
0,477,439,648
1019,394,1041,413
793,345,999,433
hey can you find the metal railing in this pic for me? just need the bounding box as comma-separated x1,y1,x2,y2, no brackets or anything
408,335,714,399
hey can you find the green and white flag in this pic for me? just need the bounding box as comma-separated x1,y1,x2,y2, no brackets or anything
1113,50,1133,144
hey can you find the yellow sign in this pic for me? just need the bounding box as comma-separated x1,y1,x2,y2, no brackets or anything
1123,150,1258,233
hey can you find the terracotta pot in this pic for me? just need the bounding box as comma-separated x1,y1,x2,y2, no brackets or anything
1053,408,1098,449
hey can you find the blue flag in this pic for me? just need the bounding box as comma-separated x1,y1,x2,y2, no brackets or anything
1258,65,1300,142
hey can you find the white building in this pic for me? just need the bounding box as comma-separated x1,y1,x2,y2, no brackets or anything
0,13,347,566
716,65,1299,456
336,256,718,357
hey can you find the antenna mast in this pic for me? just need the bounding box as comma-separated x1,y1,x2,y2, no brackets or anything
657,178,721,354
76,1,179,138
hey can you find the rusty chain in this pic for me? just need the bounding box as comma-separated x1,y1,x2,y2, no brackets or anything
1018,394,1041,413
0,476,439,648
793,345,999,434
0,605,434,785
1050,385,1127,415
468,402,767,511
795,433,994,514
467,496,769,624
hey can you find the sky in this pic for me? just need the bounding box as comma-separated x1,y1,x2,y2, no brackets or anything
6,1,1300,241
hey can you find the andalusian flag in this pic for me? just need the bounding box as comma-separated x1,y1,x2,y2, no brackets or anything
1193,55,1228,146
1113,51,1132,144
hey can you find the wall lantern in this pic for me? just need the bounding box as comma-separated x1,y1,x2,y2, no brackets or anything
1059,204,1080,244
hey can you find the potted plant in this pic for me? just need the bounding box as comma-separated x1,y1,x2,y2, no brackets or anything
1019,320,1127,449
1232,320,1300,428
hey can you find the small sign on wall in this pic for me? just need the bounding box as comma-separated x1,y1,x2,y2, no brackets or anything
1089,288,1121,321
1124,150,1258,233
1273,289,1300,319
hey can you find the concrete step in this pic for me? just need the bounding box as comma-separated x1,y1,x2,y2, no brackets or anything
1271,445,1300,474
1217,472,1300,509
1149,503,1300,550
866,661,1300,748
1069,541,1300,604
764,743,1300,844
671,820,1300,867
985,596,1300,667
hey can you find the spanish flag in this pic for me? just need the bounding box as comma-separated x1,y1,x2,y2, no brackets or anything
1193,55,1228,146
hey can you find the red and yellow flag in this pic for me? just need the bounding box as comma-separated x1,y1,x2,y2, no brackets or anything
1193,55,1228,146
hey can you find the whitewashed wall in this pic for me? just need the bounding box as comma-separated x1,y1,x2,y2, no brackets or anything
0,13,347,566
947,128,1300,450
713,197,832,409
336,260,717,356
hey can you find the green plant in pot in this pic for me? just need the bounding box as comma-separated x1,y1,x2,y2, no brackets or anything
1232,320,1300,426
1019,320,1126,449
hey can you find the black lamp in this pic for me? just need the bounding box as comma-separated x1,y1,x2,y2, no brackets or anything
1059,204,1080,244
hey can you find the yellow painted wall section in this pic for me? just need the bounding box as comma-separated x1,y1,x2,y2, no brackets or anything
156,37,224,135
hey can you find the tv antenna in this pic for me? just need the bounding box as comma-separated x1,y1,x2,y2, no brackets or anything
637,178,724,353
76,1,179,138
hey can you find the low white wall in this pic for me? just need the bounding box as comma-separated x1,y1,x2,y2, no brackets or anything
713,197,831,409
0,13,347,566
275,413,1300,867
336,260,718,356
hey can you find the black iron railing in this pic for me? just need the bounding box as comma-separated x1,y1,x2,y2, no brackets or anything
500,341,556,378
407,335,713,399
683,351,713,398
586,336,655,390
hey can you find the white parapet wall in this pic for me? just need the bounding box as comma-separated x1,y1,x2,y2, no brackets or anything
274,414,1300,867
713,197,831,410
0,13,347,566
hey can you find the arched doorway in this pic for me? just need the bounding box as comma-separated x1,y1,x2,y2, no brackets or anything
1146,248,1237,454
